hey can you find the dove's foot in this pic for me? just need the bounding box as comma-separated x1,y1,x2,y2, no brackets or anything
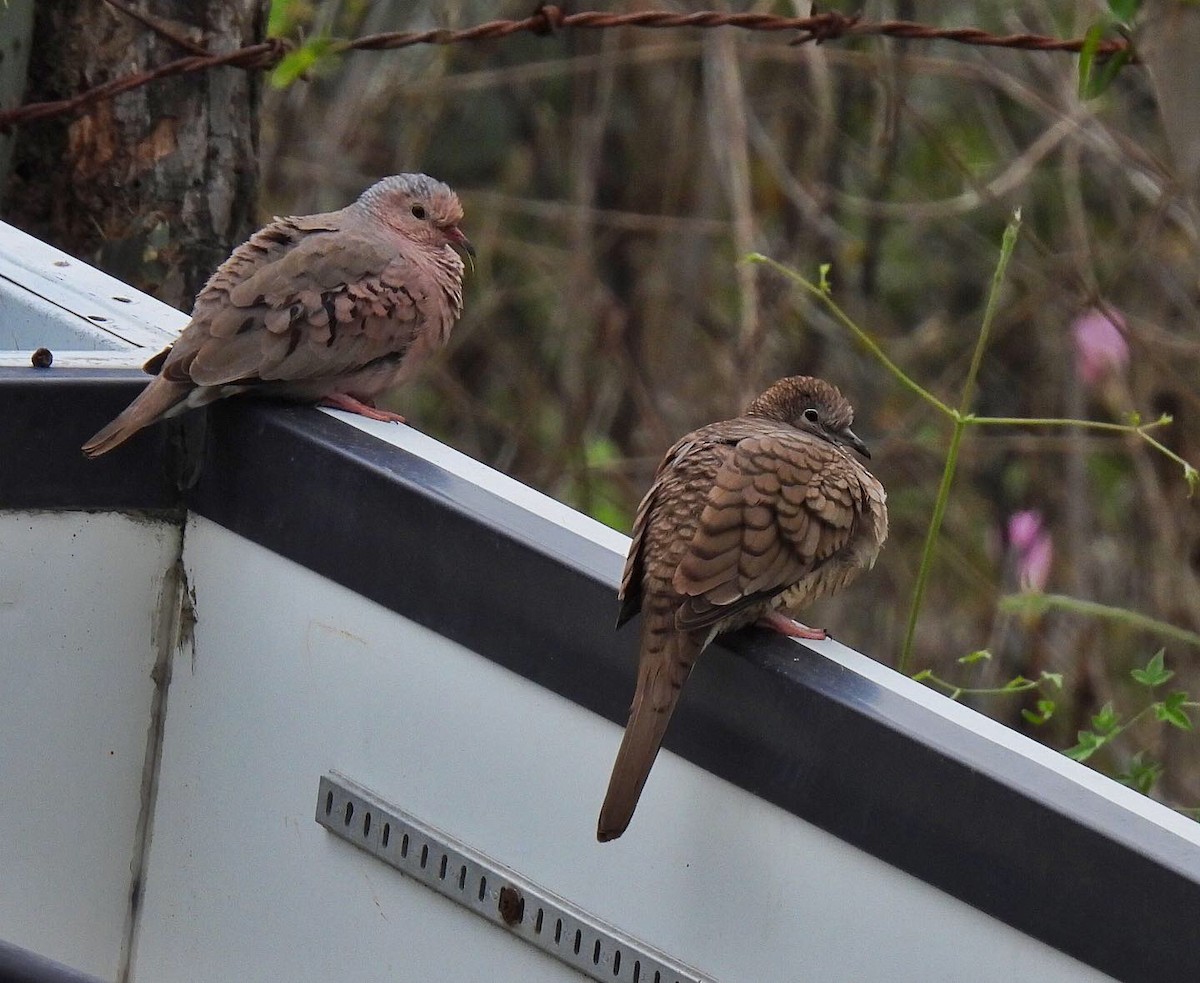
757,611,828,640
320,393,406,424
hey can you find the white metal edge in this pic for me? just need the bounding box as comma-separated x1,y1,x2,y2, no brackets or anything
0,350,151,368
0,219,186,349
320,410,631,557
804,633,1200,845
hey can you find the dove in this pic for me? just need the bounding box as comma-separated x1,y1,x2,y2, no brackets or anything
82,173,472,458
597,376,888,842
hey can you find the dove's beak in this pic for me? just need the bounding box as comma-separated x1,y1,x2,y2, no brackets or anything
842,427,871,459
445,226,475,257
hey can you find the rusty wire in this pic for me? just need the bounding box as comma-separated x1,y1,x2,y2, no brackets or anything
0,5,1133,130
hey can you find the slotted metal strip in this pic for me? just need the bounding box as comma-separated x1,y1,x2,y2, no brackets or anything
315,774,715,983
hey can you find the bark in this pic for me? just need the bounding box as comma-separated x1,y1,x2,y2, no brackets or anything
3,0,269,308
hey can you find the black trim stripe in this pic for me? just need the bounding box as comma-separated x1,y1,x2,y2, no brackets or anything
0,368,180,512
4,369,1200,982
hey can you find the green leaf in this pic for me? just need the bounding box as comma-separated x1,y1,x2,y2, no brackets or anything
1185,464,1199,499
270,36,337,89
1022,699,1056,726
1001,674,1036,692
911,669,932,682
1077,22,1133,99
1154,691,1194,731
1077,24,1101,99
1107,0,1141,22
1091,702,1119,734
958,649,992,664
268,0,293,36
818,263,832,294
1117,751,1162,795
1131,649,1172,687
1040,671,1064,690
1064,730,1104,762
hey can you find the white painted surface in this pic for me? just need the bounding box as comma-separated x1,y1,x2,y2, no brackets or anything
0,220,184,353
0,511,181,981
131,515,1113,983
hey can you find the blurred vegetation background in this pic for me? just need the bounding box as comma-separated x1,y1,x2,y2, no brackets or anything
8,0,1200,808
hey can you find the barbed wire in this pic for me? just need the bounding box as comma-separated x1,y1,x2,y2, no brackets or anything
0,5,1133,130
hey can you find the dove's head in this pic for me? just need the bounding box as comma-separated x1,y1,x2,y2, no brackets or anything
745,375,871,459
359,173,474,258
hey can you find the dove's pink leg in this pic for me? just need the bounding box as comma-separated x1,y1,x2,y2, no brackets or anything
757,610,828,640
320,393,406,424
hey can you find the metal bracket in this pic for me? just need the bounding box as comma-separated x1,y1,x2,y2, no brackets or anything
315,774,715,983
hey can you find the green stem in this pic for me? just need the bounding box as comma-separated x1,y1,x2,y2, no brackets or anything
915,670,1041,700
970,414,1197,496
748,254,955,418
1095,702,1157,750
969,415,1170,433
900,419,966,672
959,215,1020,414
897,210,1022,673
1000,592,1200,649
1137,430,1200,496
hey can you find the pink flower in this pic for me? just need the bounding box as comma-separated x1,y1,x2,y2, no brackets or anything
1072,307,1129,387
1008,510,1052,592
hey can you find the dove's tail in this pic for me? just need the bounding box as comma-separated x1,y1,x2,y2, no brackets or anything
597,624,704,842
82,375,194,458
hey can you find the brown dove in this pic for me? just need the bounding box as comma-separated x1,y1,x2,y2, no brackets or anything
597,376,888,842
82,173,472,457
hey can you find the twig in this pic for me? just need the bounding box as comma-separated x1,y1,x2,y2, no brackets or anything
707,31,761,404
832,115,1082,221
1000,593,1200,649
101,0,209,56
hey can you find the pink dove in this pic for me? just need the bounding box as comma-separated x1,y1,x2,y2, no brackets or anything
83,173,471,458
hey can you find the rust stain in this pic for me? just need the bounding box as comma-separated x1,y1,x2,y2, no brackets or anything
68,102,117,182
498,885,524,926
132,117,178,174
67,107,177,183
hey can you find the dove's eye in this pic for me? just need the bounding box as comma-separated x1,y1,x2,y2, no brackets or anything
803,408,820,424
411,204,427,220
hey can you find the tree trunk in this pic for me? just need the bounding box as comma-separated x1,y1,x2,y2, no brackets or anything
3,0,269,309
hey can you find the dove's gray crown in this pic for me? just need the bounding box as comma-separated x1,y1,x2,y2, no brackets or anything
358,173,452,207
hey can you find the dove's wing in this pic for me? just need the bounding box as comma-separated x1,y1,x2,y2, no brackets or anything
669,425,877,632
